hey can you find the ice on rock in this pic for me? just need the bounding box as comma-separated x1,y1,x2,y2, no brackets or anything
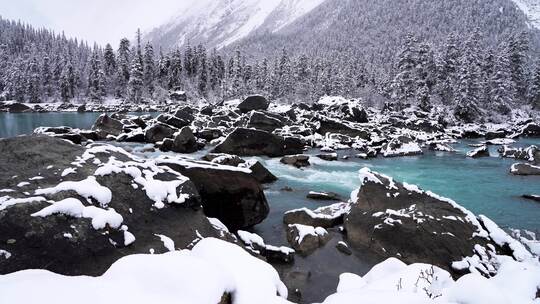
0,196,47,211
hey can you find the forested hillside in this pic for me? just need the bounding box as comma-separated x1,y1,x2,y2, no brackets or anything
1,0,540,123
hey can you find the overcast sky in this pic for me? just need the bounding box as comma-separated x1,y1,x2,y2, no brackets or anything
0,0,193,46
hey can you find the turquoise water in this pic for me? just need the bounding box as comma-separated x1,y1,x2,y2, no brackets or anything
254,138,540,244
0,112,159,138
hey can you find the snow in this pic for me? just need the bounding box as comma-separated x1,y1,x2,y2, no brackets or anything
0,196,47,211
238,230,266,248
31,198,123,230
0,250,11,259
155,234,176,252
61,167,77,177
35,176,112,207
208,217,230,233
382,141,423,157
0,238,290,304
512,0,540,29
321,255,540,304
479,215,532,261
288,224,327,243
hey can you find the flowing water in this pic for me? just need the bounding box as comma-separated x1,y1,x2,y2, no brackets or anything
2,113,540,302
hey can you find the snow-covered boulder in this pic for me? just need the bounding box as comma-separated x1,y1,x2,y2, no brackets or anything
283,202,350,228
0,135,224,276
381,136,423,157
286,224,330,254
344,168,530,277
466,145,489,158
213,128,304,157
316,118,370,139
510,163,540,175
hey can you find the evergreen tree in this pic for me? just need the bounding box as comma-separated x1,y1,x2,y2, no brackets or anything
508,31,529,100
116,38,131,97
168,49,182,90
143,43,156,96
26,57,41,103
529,59,540,109
103,43,116,77
490,47,514,114
87,48,106,102
41,56,53,99
391,34,418,104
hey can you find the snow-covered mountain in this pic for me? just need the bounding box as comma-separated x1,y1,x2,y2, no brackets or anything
512,0,540,29
144,0,326,50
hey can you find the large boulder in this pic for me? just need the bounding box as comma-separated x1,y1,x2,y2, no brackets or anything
158,158,270,230
240,160,278,184
467,145,489,158
92,114,124,139
344,168,521,276
0,136,223,276
156,113,190,129
381,136,423,157
317,118,370,139
237,95,270,113
162,127,198,153
213,128,304,157
246,111,285,132
521,123,540,137
3,102,32,113
144,123,177,143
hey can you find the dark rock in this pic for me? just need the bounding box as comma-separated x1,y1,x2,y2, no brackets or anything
0,136,222,276
159,159,269,230
467,145,489,158
246,111,285,132
77,104,86,113
213,128,304,157
5,102,32,113
196,128,223,141
237,95,270,113
344,168,503,276
202,153,246,166
200,106,213,116
345,107,369,123
286,224,330,254
510,163,540,175
92,114,124,139
169,127,198,153
381,136,423,157
485,130,506,140
283,203,350,228
144,123,177,143
522,194,540,202
306,191,342,201
156,113,190,129
280,155,310,168
316,153,338,161
317,119,370,139
241,160,278,184
336,241,352,255
521,123,540,137
264,246,295,263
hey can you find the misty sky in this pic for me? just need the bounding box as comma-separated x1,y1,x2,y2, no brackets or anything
0,0,194,45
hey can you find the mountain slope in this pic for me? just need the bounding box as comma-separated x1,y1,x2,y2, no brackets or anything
230,0,537,62
144,0,326,50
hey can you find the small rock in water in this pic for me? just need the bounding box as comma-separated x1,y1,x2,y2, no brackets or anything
522,194,540,202
336,241,352,255
280,155,310,168
316,153,338,161
467,145,489,158
511,163,540,175
306,191,342,201
281,186,293,192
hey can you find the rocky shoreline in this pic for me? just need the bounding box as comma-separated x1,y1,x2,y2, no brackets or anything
1,95,539,303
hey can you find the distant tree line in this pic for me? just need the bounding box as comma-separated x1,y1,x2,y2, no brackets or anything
0,17,538,119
